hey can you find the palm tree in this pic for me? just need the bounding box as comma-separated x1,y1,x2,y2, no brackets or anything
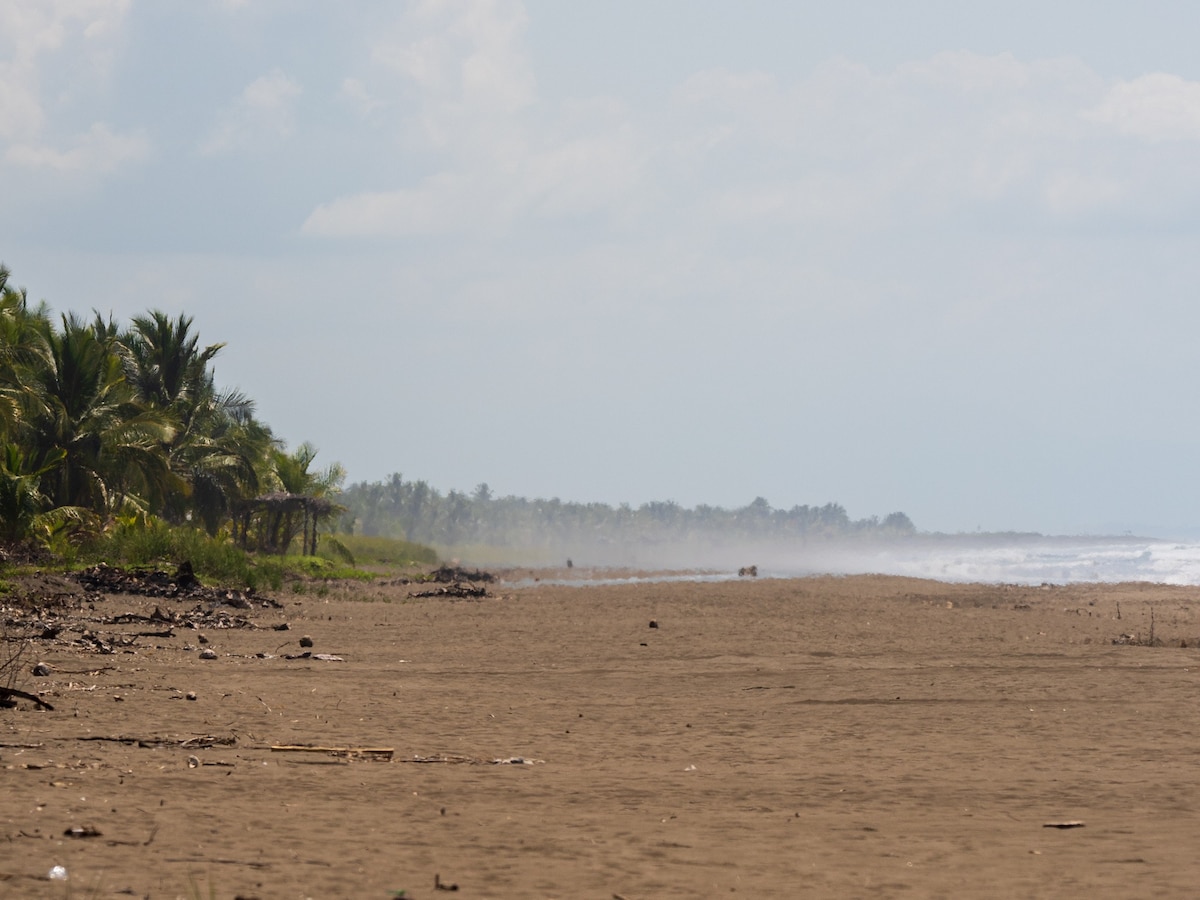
120,310,272,533
23,313,175,516
0,267,52,445
245,442,345,553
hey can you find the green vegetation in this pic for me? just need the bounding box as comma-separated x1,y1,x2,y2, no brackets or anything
337,474,918,560
322,533,439,569
1,260,914,576
0,263,432,582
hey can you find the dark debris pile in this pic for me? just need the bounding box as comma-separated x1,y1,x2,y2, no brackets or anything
429,565,495,584
408,582,491,599
70,562,280,609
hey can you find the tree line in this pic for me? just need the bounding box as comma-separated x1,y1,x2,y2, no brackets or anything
1,262,916,563
0,264,343,551
338,474,917,558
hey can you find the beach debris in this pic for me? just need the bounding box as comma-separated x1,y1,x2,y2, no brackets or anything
281,651,343,661
98,605,256,632
429,565,494,584
738,565,758,577
199,648,218,660
1043,820,1085,829
187,755,200,769
69,562,280,609
435,872,459,891
63,824,102,838
0,686,55,710
491,756,541,765
73,733,235,749
271,744,394,760
48,866,68,881
409,582,490,599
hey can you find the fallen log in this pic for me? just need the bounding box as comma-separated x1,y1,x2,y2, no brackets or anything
0,687,54,710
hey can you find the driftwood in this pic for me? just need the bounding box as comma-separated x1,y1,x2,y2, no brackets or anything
409,583,490,599
429,565,494,583
73,733,235,748
0,687,54,710
70,563,280,609
271,745,394,760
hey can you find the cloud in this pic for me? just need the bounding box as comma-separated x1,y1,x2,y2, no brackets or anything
6,120,148,171
340,77,385,118
306,18,1200,248
305,1,645,238
372,0,535,113
200,68,302,156
0,0,132,150
1085,73,1200,142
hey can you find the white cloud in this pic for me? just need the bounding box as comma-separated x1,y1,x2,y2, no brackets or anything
340,77,385,118
0,0,138,172
305,1,646,238
6,120,148,171
200,68,302,156
1085,73,1200,142
307,17,1200,246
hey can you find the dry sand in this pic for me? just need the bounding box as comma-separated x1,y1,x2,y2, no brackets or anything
4,572,1200,898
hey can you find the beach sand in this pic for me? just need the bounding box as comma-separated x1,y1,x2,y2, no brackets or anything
4,572,1200,898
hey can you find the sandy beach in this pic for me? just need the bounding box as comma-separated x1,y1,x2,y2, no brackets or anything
4,571,1200,898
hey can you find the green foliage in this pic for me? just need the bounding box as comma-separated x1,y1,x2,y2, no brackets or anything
71,518,388,589
340,473,919,558
323,533,439,568
0,263,347,556
79,518,253,585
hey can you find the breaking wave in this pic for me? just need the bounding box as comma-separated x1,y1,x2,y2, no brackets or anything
769,537,1200,586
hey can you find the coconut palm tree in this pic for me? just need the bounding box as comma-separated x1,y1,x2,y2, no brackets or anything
119,310,274,533
23,313,175,516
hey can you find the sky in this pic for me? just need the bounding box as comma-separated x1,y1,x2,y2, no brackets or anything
3,1,1200,537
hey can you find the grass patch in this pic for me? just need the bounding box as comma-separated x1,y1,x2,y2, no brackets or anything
74,520,254,585
324,534,438,569
68,520,404,591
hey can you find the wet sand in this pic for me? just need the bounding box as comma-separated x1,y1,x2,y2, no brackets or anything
4,573,1200,898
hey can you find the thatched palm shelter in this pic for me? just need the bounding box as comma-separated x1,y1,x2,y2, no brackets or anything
234,491,337,555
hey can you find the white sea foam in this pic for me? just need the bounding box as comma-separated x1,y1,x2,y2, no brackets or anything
770,537,1200,586
506,537,1200,587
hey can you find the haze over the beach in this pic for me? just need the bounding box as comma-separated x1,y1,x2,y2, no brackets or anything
3,1,1199,538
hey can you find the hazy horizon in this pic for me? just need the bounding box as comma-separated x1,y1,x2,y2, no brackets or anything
5,2,1200,537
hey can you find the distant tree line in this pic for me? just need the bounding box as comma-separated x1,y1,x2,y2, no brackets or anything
338,474,917,556
0,264,343,552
